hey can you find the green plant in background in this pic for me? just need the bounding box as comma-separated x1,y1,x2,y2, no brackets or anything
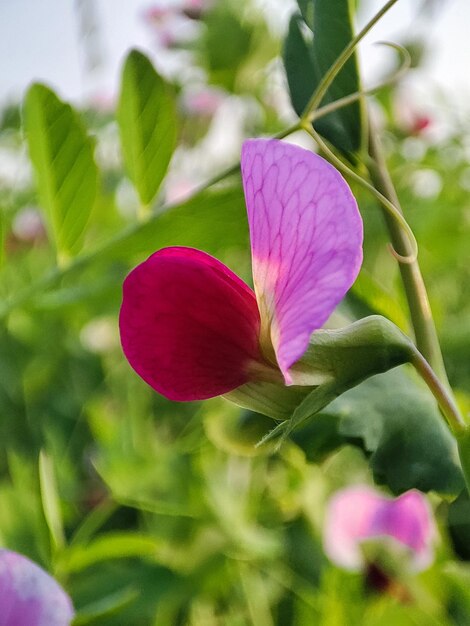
0,0,469,623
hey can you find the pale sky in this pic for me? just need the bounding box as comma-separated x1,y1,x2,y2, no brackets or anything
0,0,469,109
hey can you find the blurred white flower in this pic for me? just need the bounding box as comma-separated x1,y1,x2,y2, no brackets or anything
409,169,443,199
12,207,46,243
81,317,119,353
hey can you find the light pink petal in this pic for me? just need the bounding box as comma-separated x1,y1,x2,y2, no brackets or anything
241,139,363,383
120,247,262,401
0,550,74,626
323,487,436,572
323,486,384,571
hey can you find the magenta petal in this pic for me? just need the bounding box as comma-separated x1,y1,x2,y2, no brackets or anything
323,487,436,572
119,246,262,401
369,490,436,571
0,550,74,626
241,139,363,382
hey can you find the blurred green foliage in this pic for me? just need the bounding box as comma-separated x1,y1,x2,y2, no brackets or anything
0,0,469,623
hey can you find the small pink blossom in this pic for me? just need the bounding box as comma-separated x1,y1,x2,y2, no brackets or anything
142,2,207,48
394,90,432,137
12,207,46,244
410,115,432,135
182,87,225,117
119,139,363,401
0,549,74,626
323,486,436,572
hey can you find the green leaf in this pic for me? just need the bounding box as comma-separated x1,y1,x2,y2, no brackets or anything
117,49,177,206
87,185,248,268
38,450,65,553
331,369,464,494
58,532,159,574
204,9,252,84
284,0,363,154
456,427,470,500
297,0,314,29
291,370,464,495
72,587,139,625
24,83,98,259
284,15,318,120
290,413,344,463
448,490,470,560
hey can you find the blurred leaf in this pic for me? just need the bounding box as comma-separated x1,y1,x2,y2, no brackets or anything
204,404,277,457
70,560,178,626
24,83,98,259
331,369,463,494
284,0,363,154
39,450,65,552
297,0,314,29
1,452,50,565
117,49,177,206
73,587,139,625
0,211,4,269
445,562,470,624
448,490,470,560
24,186,248,311
87,185,248,267
59,532,159,574
291,413,343,463
203,8,253,91
457,429,470,509
351,271,409,331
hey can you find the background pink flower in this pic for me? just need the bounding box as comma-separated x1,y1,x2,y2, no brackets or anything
323,486,436,572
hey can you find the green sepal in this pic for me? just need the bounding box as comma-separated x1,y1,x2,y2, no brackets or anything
225,315,414,442
224,381,311,422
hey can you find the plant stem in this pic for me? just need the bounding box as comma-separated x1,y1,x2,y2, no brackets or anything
368,128,450,387
411,349,465,434
302,0,401,121
310,42,410,122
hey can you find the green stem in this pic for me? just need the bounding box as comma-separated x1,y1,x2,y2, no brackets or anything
310,42,410,122
368,128,450,387
302,0,401,122
411,349,465,434
412,346,470,495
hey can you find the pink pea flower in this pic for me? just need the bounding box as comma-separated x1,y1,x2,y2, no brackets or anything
119,139,363,401
0,549,74,626
323,486,436,573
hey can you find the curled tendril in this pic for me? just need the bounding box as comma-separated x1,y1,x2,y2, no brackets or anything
311,42,411,124
301,123,419,265
388,242,418,264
